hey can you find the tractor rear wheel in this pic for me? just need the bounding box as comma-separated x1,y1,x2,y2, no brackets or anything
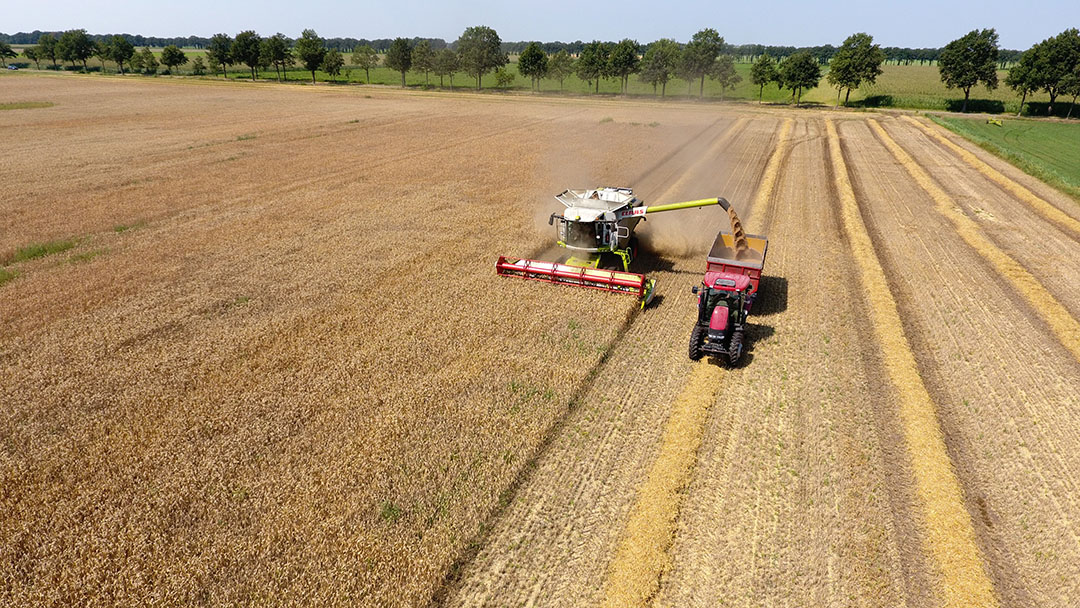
726,330,744,366
689,326,705,360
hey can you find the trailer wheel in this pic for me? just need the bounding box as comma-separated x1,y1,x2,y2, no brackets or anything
726,330,744,366
689,326,705,360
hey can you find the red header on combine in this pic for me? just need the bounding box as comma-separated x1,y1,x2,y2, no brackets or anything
495,256,652,299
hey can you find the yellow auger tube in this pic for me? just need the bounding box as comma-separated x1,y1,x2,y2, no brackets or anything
640,197,726,214
638,196,750,256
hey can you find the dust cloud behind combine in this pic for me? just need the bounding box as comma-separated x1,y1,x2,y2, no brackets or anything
635,148,738,259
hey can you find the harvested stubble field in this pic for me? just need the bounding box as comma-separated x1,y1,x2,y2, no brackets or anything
2,73,1080,607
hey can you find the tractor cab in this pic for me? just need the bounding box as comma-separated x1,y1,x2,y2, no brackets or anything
693,271,751,330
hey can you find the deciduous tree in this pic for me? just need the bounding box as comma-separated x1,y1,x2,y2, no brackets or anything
547,49,574,90
0,42,16,67
207,33,233,78
160,45,187,74
295,29,327,84
684,28,723,97
433,48,458,88
129,49,143,73
232,31,263,80
938,28,999,112
1006,49,1039,116
709,54,741,100
58,29,94,70
608,38,640,94
412,40,434,85
750,53,778,103
137,47,158,74
517,42,548,91
92,41,110,72
384,38,412,87
108,35,134,75
780,51,821,106
38,34,58,67
191,56,206,76
1063,63,1080,119
261,34,292,81
456,25,507,90
639,39,679,97
22,46,42,69
576,40,609,93
494,67,515,89
677,48,696,95
321,49,344,82
1030,29,1080,115
351,45,378,83
827,32,885,107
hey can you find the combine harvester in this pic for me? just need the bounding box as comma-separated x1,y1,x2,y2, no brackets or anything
496,187,750,308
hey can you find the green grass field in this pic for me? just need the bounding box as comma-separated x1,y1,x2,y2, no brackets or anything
850,64,1055,114
931,116,1080,201
8,46,1074,115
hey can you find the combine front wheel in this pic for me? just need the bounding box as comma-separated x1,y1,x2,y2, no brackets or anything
689,326,705,360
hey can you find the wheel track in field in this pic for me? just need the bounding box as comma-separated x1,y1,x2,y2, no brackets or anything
867,118,1080,602
659,118,912,607
879,118,1080,322
436,116,781,607
598,116,791,607
866,118,1080,363
826,119,1000,608
875,118,1080,536
431,115,744,606
899,116,1080,239
839,118,1080,606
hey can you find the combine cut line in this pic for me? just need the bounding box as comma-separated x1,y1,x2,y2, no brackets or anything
600,364,723,608
901,116,1080,238
601,121,793,608
871,119,1080,363
827,120,998,608
747,118,794,232
653,117,748,200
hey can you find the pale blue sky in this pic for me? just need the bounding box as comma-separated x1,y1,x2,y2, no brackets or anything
4,0,1074,49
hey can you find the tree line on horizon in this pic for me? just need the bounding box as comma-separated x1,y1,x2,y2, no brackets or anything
0,28,1028,68
4,25,1078,117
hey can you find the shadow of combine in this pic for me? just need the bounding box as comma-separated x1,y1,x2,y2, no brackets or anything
634,245,712,277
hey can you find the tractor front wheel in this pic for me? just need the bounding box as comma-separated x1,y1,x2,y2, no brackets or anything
726,330,744,366
689,325,705,360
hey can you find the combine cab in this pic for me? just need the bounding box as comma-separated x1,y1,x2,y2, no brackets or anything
688,230,769,365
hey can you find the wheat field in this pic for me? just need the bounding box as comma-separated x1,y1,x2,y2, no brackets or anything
3,73,1080,607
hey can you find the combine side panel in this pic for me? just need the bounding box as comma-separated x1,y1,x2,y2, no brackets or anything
496,256,648,297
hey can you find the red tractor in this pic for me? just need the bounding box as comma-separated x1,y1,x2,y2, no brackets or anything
688,230,768,365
